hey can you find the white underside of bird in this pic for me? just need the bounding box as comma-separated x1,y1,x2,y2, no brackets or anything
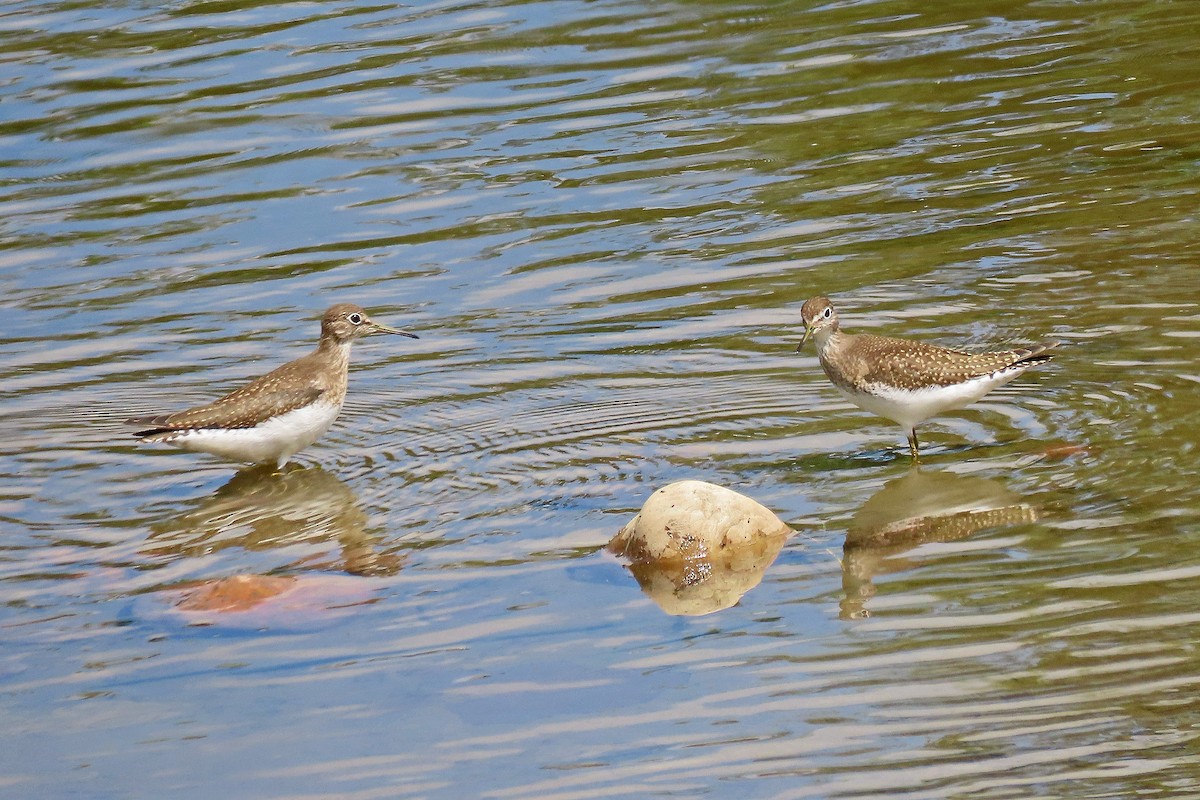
142,400,343,469
835,364,1032,432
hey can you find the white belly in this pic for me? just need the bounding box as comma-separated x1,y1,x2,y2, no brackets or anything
164,402,343,468
838,367,1028,431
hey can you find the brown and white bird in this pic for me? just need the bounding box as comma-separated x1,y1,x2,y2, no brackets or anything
797,296,1057,459
127,303,417,469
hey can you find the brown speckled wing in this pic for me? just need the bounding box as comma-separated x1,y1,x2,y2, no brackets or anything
129,385,325,435
128,353,338,435
840,335,1058,391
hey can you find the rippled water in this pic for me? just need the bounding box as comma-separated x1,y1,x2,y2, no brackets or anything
4,0,1200,796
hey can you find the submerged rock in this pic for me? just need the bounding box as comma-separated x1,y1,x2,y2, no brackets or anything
174,574,297,613
162,573,380,628
609,480,793,615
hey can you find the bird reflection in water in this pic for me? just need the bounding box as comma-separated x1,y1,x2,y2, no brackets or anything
840,468,1037,620
144,464,403,613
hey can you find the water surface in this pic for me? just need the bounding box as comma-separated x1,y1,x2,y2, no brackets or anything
3,0,1200,797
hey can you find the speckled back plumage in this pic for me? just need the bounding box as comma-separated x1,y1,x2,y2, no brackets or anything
818,332,1058,394
128,345,349,437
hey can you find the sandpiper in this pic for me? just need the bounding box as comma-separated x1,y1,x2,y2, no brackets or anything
797,296,1057,459
127,303,417,469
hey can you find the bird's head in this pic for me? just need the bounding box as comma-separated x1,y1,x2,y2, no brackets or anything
322,303,419,343
798,296,839,352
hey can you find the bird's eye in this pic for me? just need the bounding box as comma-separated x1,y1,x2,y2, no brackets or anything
823,307,832,318
348,313,363,325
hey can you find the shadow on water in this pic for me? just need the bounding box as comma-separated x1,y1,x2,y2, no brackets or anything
142,463,403,578
840,467,1039,620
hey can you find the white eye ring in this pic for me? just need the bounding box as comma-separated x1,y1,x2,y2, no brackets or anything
348,313,363,325
823,307,832,318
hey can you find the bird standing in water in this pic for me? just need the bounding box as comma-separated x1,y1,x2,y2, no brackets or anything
797,296,1057,459
128,303,417,469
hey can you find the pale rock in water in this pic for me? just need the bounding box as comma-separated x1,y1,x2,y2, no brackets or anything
609,480,793,616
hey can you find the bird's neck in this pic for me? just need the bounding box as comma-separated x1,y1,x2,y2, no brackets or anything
315,337,354,371
813,326,843,356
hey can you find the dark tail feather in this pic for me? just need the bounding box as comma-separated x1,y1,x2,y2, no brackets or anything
132,427,174,438
126,414,174,439
1014,341,1060,367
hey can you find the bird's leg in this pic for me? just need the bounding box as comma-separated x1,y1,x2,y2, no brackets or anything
907,428,920,460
